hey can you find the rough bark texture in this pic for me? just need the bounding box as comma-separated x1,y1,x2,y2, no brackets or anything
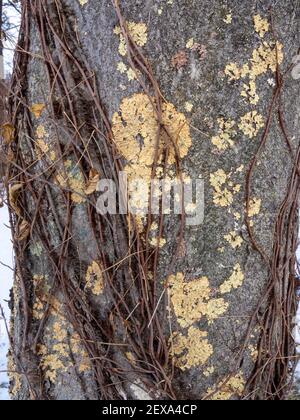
4,0,300,400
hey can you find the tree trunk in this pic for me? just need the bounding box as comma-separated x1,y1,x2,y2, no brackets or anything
3,0,300,400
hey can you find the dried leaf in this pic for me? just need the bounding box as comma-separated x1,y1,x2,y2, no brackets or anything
1,123,15,144
31,104,46,118
16,219,30,242
9,184,23,216
85,169,100,195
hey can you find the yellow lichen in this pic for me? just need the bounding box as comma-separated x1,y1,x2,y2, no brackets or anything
211,118,236,151
117,62,127,74
127,68,137,81
248,197,261,217
224,63,241,81
31,103,46,119
239,111,264,138
253,15,270,38
223,14,232,24
186,38,194,49
220,264,245,294
241,81,259,105
126,352,136,364
250,41,283,77
234,212,241,220
206,372,245,400
224,231,243,249
112,93,192,220
149,237,167,248
210,169,240,208
112,93,192,183
38,317,91,383
172,327,213,370
204,366,215,377
79,0,88,5
184,101,194,112
225,42,283,83
114,21,148,57
8,353,22,397
168,273,228,327
85,261,104,296
249,345,259,362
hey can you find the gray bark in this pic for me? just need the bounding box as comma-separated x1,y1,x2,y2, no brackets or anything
4,0,300,400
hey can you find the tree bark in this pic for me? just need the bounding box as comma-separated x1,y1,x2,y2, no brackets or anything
3,0,300,400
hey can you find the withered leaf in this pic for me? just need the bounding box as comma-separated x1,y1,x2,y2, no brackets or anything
9,183,23,216
85,169,100,195
16,219,30,242
0,123,15,144
31,104,46,118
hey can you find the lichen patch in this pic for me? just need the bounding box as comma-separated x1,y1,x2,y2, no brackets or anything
114,21,148,57
206,372,245,400
85,261,104,296
172,327,214,370
224,231,243,249
112,93,192,220
253,15,270,38
248,197,262,217
239,111,264,138
168,273,228,327
220,264,245,294
211,118,236,151
210,169,240,208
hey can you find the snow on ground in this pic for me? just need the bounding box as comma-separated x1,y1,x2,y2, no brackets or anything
0,206,14,400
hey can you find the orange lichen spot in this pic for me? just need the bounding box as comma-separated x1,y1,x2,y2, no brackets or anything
168,273,228,327
172,327,213,370
253,15,270,38
220,264,244,294
211,118,236,151
85,261,104,296
206,372,245,400
31,103,46,118
172,50,189,69
239,111,264,138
